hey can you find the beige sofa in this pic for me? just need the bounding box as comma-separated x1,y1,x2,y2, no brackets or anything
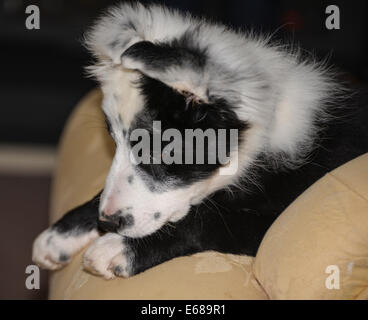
48,89,368,299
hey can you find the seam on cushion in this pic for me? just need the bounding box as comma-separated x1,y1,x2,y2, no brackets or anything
327,173,368,203
252,275,270,300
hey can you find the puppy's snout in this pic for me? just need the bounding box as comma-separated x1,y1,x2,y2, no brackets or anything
98,210,134,233
98,210,121,233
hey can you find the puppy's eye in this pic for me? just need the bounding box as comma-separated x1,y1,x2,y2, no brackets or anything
181,91,205,109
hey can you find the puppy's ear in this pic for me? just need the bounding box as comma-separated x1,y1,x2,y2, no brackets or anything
121,41,209,102
122,41,172,70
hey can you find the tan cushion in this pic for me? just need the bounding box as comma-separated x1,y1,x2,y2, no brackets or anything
254,153,368,299
48,89,266,300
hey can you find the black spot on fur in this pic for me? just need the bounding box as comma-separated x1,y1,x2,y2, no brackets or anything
127,175,134,184
122,214,134,228
153,212,161,220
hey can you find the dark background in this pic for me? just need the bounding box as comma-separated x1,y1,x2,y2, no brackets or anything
1,0,367,145
0,0,367,300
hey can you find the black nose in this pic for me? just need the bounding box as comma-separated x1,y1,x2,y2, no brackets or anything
97,212,134,233
97,218,120,233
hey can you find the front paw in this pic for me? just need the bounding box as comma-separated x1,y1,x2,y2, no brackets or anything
32,228,98,270
82,233,134,279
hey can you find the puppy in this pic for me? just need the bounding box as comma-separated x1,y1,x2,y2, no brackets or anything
32,3,368,278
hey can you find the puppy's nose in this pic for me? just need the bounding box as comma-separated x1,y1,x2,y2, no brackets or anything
98,210,121,232
98,211,134,233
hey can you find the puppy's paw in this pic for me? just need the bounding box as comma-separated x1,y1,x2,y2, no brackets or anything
82,233,134,279
32,228,98,270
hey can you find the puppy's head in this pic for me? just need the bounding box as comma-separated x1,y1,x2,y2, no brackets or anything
86,3,331,237
93,37,249,237
85,5,271,238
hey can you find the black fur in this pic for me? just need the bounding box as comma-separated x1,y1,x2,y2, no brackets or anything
122,37,206,71
127,175,134,184
52,192,100,235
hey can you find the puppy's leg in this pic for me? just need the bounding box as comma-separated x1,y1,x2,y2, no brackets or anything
32,192,102,270
82,201,276,278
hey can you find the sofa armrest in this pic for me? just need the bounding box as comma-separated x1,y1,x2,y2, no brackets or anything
254,153,368,299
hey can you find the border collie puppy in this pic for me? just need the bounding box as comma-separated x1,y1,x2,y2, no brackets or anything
32,3,368,278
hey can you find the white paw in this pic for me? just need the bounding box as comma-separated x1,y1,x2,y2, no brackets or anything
32,228,98,270
82,233,133,279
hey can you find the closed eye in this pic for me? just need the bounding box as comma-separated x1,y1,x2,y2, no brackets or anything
178,90,205,107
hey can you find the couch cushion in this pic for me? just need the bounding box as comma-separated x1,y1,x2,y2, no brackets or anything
254,153,368,299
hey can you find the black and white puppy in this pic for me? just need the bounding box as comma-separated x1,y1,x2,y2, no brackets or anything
32,3,368,279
